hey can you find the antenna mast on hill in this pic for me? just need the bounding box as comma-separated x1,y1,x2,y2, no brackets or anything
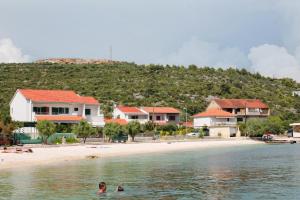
109,45,113,61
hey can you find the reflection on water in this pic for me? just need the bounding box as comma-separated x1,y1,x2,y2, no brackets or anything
1,144,300,199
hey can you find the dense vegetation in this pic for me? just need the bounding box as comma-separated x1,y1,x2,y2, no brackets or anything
0,62,299,123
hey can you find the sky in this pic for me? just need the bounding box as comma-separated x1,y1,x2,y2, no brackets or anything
0,0,300,81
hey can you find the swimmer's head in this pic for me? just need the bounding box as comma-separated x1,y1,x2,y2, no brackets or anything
116,185,124,192
99,182,106,192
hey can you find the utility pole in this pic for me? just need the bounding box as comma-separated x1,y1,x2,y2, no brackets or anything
184,107,188,134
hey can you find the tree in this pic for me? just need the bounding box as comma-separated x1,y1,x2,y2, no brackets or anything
243,118,265,137
103,123,122,142
143,121,156,131
125,121,141,142
244,116,286,137
0,114,16,145
264,116,285,135
36,120,56,144
72,120,95,143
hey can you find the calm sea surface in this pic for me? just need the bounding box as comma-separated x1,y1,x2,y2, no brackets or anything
1,144,300,200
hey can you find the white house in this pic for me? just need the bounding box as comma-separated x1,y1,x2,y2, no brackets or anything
112,106,181,125
292,91,300,97
193,109,239,138
112,106,148,124
10,89,105,135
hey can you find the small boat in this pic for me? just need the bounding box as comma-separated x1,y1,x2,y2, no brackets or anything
265,140,297,144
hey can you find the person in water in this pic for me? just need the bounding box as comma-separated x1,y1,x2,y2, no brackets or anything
116,185,124,192
97,182,107,194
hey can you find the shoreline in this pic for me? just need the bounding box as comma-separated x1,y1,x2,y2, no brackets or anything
0,139,263,170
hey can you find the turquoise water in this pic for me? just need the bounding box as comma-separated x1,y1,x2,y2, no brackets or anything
1,144,300,199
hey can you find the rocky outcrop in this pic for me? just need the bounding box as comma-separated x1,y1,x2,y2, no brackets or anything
36,58,116,64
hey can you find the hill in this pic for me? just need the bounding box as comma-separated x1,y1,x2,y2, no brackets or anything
0,62,299,121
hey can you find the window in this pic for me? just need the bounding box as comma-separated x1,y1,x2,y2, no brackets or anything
248,108,257,112
237,118,244,122
156,116,161,121
168,115,176,121
149,116,153,120
85,109,91,115
74,107,78,111
52,107,69,115
33,107,49,115
130,115,138,119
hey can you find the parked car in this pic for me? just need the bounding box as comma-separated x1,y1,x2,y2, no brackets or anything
262,133,274,141
112,134,128,143
186,132,199,137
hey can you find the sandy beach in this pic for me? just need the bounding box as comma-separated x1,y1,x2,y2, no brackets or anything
0,139,262,170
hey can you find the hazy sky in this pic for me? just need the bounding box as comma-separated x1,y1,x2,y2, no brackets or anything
0,0,300,81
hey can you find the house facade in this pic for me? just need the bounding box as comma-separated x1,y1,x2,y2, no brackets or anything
10,89,105,134
206,99,270,122
141,107,181,125
112,106,148,124
192,99,269,138
112,106,181,125
193,109,239,138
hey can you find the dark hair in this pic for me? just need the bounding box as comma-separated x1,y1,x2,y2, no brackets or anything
117,186,124,192
99,182,106,189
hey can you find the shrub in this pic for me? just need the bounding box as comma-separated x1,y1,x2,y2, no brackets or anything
103,122,123,142
72,120,96,143
36,120,56,144
125,121,141,141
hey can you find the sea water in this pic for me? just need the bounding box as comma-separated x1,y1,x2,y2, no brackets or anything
1,144,300,200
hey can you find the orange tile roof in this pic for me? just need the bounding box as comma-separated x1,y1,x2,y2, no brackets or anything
19,89,99,105
213,99,268,109
35,115,83,121
193,109,235,118
141,107,180,114
116,106,145,114
104,118,128,125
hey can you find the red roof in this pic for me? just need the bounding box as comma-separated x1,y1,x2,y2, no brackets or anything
104,118,128,125
19,89,99,105
116,106,144,114
213,99,268,109
35,115,83,121
193,109,235,118
141,107,180,114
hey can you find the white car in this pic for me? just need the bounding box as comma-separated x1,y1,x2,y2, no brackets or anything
186,132,199,137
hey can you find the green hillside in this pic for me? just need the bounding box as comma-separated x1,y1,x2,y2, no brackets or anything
0,62,299,121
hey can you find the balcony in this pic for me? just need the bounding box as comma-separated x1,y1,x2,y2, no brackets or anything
33,112,50,115
86,114,105,127
236,111,269,116
211,122,237,126
127,118,148,124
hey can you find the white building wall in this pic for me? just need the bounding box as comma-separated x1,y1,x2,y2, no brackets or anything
194,117,237,128
194,117,212,128
113,108,149,124
10,91,32,122
113,108,127,119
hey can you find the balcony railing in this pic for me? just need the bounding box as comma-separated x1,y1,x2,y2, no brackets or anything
236,111,269,116
211,122,237,126
86,115,105,126
33,112,50,115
